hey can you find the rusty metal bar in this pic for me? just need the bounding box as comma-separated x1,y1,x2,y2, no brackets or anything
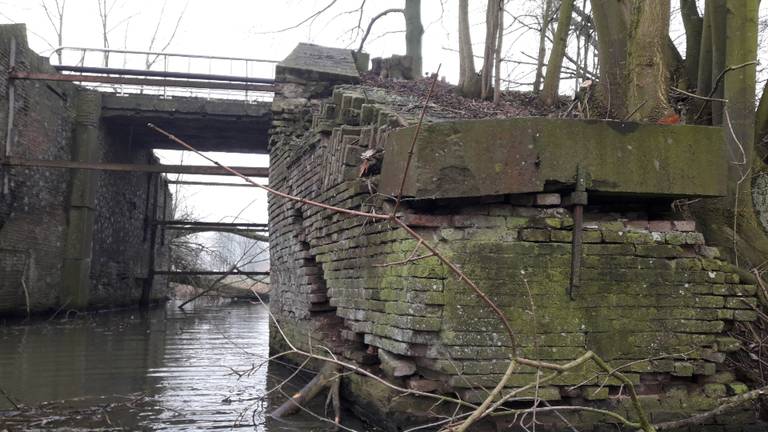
141,173,160,307
9,70,276,92
51,65,275,84
3,37,17,195
3,158,269,177
50,46,279,64
154,221,268,228
569,165,588,300
167,180,258,187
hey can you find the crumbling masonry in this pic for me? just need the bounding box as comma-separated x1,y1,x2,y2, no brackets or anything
268,44,766,430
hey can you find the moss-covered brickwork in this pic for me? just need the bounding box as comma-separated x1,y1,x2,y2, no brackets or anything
268,44,765,431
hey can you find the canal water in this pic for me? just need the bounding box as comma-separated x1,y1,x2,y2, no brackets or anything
0,300,372,431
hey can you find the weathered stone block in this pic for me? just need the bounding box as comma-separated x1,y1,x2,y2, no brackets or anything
665,232,687,245
402,213,452,227
520,228,551,242
672,361,695,377
635,245,685,258
535,193,561,206
672,220,697,232
582,386,610,400
551,230,573,242
704,383,727,398
649,220,673,232
380,118,727,200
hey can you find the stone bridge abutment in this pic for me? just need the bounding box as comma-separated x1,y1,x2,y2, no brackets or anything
0,24,271,314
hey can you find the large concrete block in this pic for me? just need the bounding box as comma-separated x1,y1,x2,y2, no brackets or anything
380,118,727,199
276,43,360,85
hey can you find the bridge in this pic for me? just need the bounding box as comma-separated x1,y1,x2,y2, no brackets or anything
0,24,275,314
7,45,275,169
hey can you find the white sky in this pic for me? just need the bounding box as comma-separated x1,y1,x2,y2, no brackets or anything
1,1,765,230
1,0,504,227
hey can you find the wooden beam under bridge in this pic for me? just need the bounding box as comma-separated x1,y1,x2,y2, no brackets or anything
2,158,269,177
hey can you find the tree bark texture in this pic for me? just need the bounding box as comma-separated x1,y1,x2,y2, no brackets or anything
626,0,672,121
458,0,481,97
680,0,704,87
404,0,424,78
540,0,575,106
591,0,631,117
692,0,768,269
533,0,554,93
481,0,502,100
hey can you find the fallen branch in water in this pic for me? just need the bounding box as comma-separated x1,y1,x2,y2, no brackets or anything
270,362,342,424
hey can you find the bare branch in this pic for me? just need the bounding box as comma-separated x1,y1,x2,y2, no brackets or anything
255,0,338,34
356,8,404,53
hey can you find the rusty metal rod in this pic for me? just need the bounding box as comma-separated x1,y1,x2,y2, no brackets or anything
154,221,267,228
569,165,588,300
167,180,260,187
50,46,279,64
51,65,275,84
10,71,276,92
569,205,583,300
3,158,269,177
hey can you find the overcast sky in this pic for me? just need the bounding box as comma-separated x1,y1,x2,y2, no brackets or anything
0,0,506,227
1,1,765,229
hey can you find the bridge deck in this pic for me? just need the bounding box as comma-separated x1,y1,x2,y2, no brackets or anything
102,94,272,153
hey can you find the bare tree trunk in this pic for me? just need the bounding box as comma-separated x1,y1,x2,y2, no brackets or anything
695,0,714,122
533,0,554,93
404,0,423,78
680,0,703,87
97,0,109,66
591,0,631,117
539,0,575,106
42,0,66,63
480,0,502,100
756,81,768,158
58,0,64,52
691,0,767,270
625,0,672,121
493,1,504,105
458,0,480,97
709,0,727,125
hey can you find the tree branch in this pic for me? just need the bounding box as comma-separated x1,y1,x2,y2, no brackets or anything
356,8,404,52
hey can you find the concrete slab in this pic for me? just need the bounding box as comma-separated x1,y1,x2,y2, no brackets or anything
380,118,727,200
276,43,360,84
101,94,272,153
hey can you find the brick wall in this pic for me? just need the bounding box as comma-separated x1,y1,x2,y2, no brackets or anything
89,125,170,307
0,25,169,315
0,25,75,314
268,46,765,431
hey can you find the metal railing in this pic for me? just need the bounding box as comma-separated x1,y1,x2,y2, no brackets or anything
47,46,279,102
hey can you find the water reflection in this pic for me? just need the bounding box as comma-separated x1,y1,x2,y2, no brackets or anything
0,300,371,431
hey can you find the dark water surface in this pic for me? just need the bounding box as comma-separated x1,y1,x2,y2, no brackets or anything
0,300,371,431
